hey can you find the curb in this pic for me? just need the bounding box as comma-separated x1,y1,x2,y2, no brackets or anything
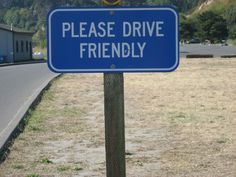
0,74,61,163
221,55,236,58
0,59,46,67
186,54,214,58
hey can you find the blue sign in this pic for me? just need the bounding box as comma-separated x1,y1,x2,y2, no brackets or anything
47,7,179,73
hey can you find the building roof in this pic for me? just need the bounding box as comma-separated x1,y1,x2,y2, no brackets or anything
0,23,34,35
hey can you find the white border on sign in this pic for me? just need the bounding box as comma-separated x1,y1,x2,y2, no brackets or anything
48,7,179,72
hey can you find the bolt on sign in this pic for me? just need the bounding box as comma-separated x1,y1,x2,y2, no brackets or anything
47,7,179,72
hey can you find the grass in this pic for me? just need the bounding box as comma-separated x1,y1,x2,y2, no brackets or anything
57,165,70,172
216,137,230,144
192,0,236,14
74,166,83,171
41,158,53,164
168,111,198,124
227,39,236,46
0,59,235,177
12,164,24,169
0,75,87,175
210,1,226,14
26,174,40,177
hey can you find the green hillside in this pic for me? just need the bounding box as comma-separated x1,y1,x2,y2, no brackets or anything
0,0,235,46
193,0,236,14
0,0,203,47
190,0,236,42
0,0,100,47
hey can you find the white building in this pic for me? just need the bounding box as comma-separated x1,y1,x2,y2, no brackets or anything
0,23,34,63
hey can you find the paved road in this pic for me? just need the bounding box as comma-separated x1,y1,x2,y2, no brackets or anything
180,44,236,57
0,63,57,150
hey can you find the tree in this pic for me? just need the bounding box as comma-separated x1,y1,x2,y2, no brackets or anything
3,8,20,26
224,6,236,40
0,8,6,23
146,0,203,12
180,15,196,41
229,25,236,39
224,6,236,25
197,11,228,43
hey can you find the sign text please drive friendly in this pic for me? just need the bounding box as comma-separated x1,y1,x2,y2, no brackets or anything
47,7,179,73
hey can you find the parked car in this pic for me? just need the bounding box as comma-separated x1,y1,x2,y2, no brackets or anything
203,40,211,45
221,40,228,46
187,38,201,44
33,52,44,59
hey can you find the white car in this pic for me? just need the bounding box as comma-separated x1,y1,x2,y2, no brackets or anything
33,52,44,59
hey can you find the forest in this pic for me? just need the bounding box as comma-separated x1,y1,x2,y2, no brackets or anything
0,0,235,47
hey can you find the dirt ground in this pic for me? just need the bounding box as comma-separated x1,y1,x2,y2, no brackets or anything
0,59,236,177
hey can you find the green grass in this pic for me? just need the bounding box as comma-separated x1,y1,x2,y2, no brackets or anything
23,88,56,133
41,158,53,164
216,137,229,144
12,164,24,169
74,166,83,171
29,125,41,132
168,112,198,123
57,165,70,172
209,2,226,14
26,174,40,177
227,39,236,46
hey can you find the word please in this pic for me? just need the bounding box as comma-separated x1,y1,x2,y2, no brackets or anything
62,21,164,38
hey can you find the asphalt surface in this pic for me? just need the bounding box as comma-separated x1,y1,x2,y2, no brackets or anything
180,44,236,57
0,63,57,150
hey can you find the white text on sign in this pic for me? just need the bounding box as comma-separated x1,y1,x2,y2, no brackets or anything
62,21,165,59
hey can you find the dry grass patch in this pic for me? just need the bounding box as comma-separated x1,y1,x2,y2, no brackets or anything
0,59,236,177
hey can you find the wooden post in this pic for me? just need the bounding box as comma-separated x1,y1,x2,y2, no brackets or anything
101,1,126,177
104,73,126,177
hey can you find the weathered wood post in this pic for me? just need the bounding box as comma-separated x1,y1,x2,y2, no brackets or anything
101,1,126,177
